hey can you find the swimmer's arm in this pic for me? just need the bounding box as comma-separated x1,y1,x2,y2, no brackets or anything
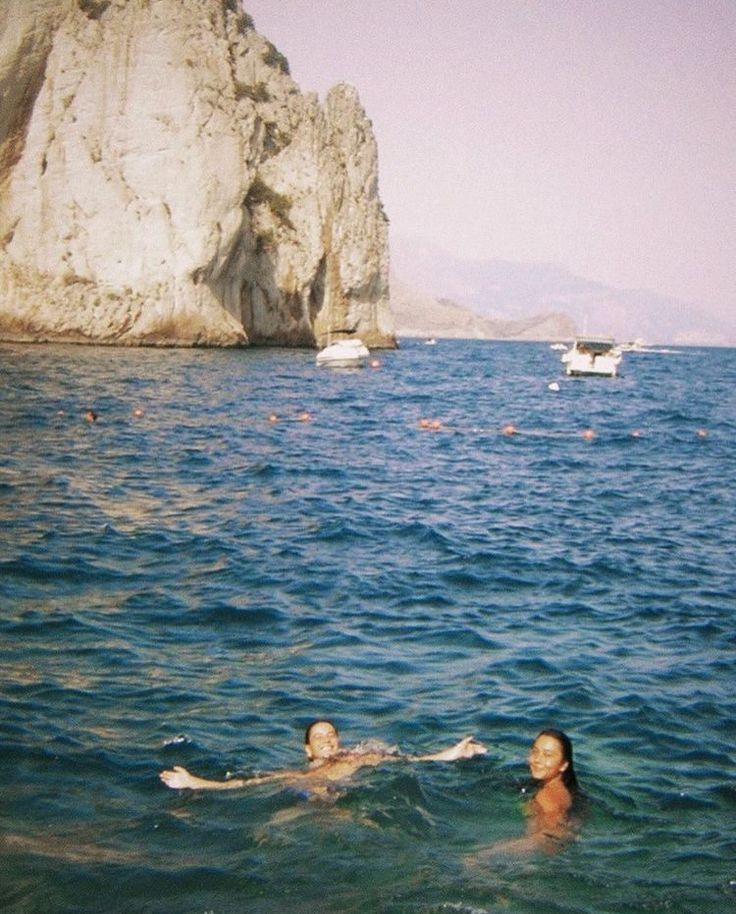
468,815,573,862
465,831,554,862
411,736,488,762
365,736,487,764
159,765,305,791
466,808,572,863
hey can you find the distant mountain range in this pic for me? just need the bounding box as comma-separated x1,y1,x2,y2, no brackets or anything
390,236,735,346
389,273,576,342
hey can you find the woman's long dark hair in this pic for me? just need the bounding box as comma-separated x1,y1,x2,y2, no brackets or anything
536,728,579,794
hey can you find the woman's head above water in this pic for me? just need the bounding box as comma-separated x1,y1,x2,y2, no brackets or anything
303,719,341,760
528,728,579,794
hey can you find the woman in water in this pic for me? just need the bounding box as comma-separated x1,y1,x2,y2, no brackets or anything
469,728,580,859
160,719,487,792
525,728,579,841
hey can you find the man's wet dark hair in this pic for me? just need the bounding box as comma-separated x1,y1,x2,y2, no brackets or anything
304,719,338,745
536,728,579,793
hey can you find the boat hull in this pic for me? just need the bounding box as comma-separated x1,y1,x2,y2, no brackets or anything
561,337,622,377
316,338,369,368
564,357,620,377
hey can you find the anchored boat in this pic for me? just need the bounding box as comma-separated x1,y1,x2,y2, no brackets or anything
561,336,622,377
315,336,369,368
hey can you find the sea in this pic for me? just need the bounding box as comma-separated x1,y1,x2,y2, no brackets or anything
1,338,734,914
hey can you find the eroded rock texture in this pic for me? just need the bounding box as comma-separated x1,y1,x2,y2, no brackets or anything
0,0,394,347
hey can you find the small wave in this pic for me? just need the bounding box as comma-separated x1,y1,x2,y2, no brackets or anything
163,734,193,748
350,739,400,756
419,903,494,914
0,556,125,585
191,603,284,628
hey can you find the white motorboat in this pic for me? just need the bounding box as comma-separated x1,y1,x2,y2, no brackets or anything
315,337,369,368
620,338,645,352
550,342,568,351
561,336,622,377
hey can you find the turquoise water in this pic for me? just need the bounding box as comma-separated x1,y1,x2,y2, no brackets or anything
1,339,734,914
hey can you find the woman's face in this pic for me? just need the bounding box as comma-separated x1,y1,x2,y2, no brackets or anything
305,721,340,760
528,734,569,783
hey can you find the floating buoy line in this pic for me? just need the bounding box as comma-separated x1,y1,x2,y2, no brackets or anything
54,403,714,441
410,420,711,441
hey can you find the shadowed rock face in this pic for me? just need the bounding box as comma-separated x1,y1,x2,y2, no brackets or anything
0,0,395,348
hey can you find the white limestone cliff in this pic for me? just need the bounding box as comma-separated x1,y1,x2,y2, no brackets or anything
0,0,394,348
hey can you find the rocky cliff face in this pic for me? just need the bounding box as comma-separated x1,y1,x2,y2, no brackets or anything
0,0,394,348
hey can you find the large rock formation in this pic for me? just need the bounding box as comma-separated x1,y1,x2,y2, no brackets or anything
0,0,394,347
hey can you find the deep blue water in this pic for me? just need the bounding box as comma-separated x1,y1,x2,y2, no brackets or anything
1,339,735,914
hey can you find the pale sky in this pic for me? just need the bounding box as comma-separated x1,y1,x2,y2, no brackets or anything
244,1,735,318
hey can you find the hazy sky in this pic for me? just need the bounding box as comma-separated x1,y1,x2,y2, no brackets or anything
244,1,735,317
